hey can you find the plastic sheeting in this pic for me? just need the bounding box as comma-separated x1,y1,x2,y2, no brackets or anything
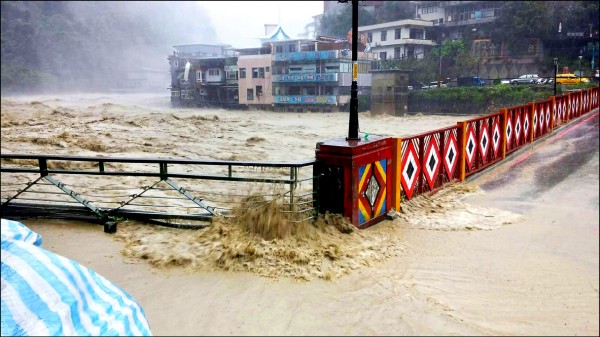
1,219,152,336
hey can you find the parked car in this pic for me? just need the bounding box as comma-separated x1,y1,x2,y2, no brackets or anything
457,76,485,87
510,74,539,85
555,73,590,84
422,81,448,89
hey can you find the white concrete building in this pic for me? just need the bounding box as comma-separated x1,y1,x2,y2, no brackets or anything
359,19,436,60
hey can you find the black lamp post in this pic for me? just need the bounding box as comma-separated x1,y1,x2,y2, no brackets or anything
347,0,360,141
553,58,558,96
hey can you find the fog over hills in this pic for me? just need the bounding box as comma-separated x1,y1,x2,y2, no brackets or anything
1,1,218,94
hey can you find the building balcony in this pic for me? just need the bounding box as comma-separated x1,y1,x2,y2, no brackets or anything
373,39,436,47
443,16,495,27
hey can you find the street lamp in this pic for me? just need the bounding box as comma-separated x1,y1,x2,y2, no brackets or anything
347,0,359,141
553,58,558,96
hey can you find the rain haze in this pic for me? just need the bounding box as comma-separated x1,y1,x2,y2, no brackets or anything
1,1,598,336
0,1,324,95
198,1,324,48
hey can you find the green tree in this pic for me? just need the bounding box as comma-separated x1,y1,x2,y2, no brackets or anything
373,1,414,23
489,1,547,57
319,4,376,38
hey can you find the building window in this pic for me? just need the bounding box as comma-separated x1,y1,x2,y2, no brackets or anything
208,69,220,76
381,30,387,41
265,67,270,73
394,47,401,59
251,67,265,78
240,68,246,78
196,70,202,82
410,29,424,40
276,45,283,53
289,66,303,73
247,89,254,100
325,64,339,72
423,4,437,13
395,28,401,40
379,51,387,60
289,44,297,52
367,32,372,42
226,71,238,80
256,85,263,97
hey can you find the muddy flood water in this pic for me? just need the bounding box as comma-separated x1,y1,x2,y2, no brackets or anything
1,93,598,336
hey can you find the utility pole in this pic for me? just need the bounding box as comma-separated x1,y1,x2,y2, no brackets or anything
347,0,360,141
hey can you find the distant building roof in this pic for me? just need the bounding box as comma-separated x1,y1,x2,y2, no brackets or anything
259,25,292,43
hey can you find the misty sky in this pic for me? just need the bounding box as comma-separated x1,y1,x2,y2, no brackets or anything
197,1,324,48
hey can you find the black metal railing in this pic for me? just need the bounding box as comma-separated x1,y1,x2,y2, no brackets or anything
1,154,318,227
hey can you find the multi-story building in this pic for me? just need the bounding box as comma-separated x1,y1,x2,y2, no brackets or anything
168,44,239,107
236,26,374,112
168,25,374,112
359,19,436,61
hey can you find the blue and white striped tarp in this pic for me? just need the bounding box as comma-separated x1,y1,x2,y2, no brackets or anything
1,219,42,247
1,219,152,336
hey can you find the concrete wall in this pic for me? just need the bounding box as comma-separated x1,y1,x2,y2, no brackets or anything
371,70,410,116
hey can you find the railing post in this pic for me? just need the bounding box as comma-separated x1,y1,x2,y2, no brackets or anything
550,96,557,130
159,162,168,180
566,92,571,123
457,121,467,181
392,137,402,212
38,158,48,177
500,108,507,160
528,103,535,142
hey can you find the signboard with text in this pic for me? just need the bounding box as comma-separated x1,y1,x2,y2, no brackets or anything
273,73,337,82
274,50,338,62
274,95,337,105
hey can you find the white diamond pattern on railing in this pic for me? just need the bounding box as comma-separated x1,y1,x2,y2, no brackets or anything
479,124,489,158
506,116,512,144
562,101,567,119
401,142,420,199
523,116,529,138
540,109,545,129
515,114,521,142
533,110,538,131
545,106,551,128
492,121,501,154
423,140,440,189
444,133,458,178
465,126,476,169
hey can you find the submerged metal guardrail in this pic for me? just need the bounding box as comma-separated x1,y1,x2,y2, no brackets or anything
0,154,318,228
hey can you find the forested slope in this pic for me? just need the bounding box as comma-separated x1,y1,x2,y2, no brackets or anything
1,1,217,93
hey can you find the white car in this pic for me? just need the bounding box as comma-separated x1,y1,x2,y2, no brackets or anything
422,81,447,89
510,74,539,85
